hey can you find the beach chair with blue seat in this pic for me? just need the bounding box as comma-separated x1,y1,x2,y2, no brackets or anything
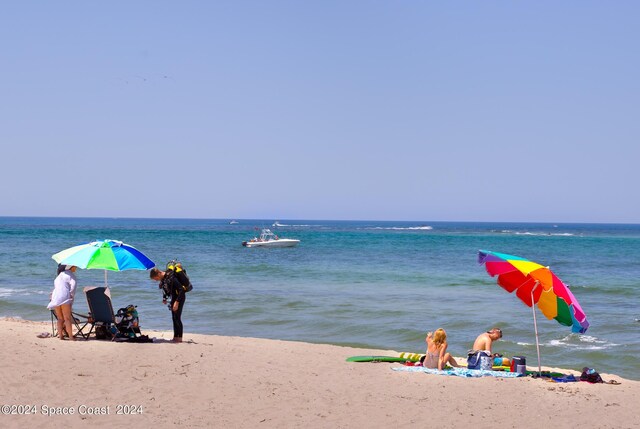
84,286,147,340
84,286,117,340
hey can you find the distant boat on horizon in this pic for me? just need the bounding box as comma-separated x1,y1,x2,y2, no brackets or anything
229,220,239,225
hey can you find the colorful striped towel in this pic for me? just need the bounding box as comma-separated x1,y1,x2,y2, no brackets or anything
392,366,524,378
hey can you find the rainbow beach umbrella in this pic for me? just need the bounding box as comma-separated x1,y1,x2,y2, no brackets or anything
477,250,589,374
52,240,155,287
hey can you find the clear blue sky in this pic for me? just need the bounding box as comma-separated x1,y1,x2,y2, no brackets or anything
1,1,638,222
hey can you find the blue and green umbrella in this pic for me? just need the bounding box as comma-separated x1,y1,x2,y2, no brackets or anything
52,239,155,286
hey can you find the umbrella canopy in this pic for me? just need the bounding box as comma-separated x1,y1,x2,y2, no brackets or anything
52,240,155,287
477,250,589,333
52,240,155,271
478,250,589,375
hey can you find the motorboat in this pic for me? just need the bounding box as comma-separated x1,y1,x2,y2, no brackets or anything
229,220,239,225
242,229,300,248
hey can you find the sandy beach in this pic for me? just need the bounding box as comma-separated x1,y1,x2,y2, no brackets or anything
1,318,638,429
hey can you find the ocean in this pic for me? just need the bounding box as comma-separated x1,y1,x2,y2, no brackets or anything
1,217,638,380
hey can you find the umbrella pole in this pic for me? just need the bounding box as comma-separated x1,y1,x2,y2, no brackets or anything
104,270,108,288
531,282,542,376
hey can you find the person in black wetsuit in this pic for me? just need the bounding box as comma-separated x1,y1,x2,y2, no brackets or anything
150,267,186,343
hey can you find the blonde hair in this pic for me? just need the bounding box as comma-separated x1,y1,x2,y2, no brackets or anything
433,328,447,347
489,327,503,338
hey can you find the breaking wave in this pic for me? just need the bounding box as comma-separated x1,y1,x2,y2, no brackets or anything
547,334,618,351
367,226,433,231
0,288,48,298
493,230,577,237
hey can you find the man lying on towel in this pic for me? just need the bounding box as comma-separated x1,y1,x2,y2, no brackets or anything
467,327,503,370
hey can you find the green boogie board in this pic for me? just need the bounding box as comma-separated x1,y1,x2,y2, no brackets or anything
346,356,407,363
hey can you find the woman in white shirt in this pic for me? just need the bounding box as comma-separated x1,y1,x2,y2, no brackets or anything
47,264,78,340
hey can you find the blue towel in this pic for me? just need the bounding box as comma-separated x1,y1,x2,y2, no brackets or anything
552,374,577,383
392,366,524,378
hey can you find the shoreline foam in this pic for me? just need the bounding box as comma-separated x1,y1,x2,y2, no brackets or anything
2,318,639,428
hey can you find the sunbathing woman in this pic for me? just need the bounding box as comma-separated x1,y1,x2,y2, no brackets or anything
422,328,460,370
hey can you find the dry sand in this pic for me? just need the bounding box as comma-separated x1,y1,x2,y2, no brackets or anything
1,318,638,429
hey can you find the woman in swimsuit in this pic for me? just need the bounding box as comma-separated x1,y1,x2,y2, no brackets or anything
422,328,460,370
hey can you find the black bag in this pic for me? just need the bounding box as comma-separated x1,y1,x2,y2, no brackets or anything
94,322,112,340
580,367,603,383
115,334,153,343
166,260,193,292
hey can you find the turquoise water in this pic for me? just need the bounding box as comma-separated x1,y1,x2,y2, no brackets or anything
1,217,639,380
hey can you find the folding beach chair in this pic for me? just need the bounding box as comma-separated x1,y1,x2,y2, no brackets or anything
50,310,91,340
84,286,150,341
84,286,116,339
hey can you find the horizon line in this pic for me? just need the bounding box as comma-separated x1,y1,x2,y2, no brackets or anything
1,215,639,226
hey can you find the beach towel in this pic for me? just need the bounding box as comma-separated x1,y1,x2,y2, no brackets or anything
392,366,524,378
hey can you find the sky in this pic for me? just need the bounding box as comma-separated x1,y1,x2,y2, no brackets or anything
1,1,638,223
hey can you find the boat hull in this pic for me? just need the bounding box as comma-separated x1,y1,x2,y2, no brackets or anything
243,239,300,248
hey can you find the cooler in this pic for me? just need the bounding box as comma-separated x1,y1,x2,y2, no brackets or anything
510,356,526,372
